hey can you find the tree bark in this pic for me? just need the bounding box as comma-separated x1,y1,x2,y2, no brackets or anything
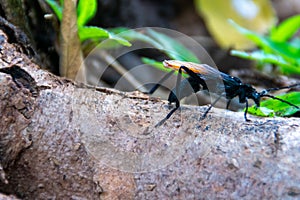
0,21,300,199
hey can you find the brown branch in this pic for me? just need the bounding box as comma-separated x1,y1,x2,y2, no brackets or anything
0,24,300,199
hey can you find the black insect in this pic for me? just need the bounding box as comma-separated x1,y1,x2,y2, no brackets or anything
149,60,300,126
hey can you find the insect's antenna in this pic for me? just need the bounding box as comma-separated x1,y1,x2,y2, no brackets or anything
260,94,299,109
264,83,300,93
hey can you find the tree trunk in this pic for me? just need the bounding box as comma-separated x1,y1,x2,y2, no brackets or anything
0,19,300,200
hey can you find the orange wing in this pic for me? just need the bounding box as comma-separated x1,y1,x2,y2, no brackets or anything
163,60,221,77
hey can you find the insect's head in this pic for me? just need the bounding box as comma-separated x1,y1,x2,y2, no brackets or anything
244,84,261,106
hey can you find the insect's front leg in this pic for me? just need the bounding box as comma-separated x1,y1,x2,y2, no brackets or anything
226,99,232,109
155,66,185,127
155,90,180,127
243,98,250,122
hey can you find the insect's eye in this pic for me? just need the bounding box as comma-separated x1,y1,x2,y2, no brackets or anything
251,92,260,105
252,92,260,99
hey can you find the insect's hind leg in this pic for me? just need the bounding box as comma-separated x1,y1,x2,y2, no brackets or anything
200,94,225,120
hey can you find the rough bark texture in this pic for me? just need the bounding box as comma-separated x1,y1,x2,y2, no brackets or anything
0,27,101,199
0,21,300,199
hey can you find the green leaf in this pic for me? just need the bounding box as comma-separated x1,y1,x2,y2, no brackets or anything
77,0,97,26
248,92,300,117
270,15,300,42
141,57,167,71
88,28,162,49
290,37,300,48
230,20,300,59
230,20,300,75
146,29,200,63
78,26,109,41
229,20,269,50
78,26,131,46
264,38,300,62
45,0,63,21
108,33,132,47
230,50,286,64
109,27,130,34
230,50,300,74
115,29,163,48
248,106,275,117
110,28,200,63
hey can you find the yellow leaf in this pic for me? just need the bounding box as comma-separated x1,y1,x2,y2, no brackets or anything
195,0,277,49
